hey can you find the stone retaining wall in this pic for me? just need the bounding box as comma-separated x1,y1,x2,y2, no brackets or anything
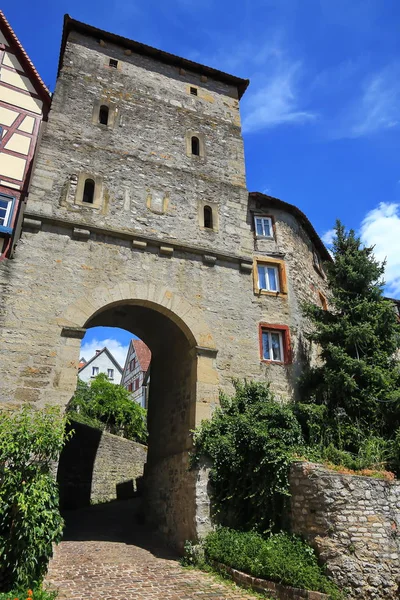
212,561,329,600
57,420,147,508
290,462,400,599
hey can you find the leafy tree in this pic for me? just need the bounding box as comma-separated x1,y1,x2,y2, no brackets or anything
68,373,147,444
0,406,70,591
300,221,400,452
192,380,304,533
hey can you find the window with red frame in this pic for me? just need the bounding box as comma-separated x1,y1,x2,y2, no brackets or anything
260,324,291,364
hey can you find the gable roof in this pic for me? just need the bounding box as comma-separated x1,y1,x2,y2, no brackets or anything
132,339,151,373
249,191,332,263
78,347,123,374
0,10,51,106
58,15,250,99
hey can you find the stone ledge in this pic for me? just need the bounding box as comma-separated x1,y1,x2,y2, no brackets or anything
195,346,219,358
61,326,87,339
211,561,330,600
23,216,42,231
72,227,91,241
22,211,254,270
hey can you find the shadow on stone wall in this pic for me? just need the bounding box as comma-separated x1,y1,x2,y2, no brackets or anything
57,420,147,509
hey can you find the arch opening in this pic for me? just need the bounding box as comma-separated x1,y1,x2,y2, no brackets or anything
99,105,109,125
82,178,95,204
58,299,204,548
203,205,213,229
191,136,200,156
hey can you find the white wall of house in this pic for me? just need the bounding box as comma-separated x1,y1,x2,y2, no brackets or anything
79,351,122,384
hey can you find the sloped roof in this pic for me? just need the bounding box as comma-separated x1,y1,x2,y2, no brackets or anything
249,191,332,263
78,347,123,374
132,339,151,373
58,15,250,99
0,10,51,105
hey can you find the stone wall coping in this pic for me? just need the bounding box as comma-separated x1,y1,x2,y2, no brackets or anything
22,211,253,269
210,561,330,600
291,460,400,485
70,418,148,449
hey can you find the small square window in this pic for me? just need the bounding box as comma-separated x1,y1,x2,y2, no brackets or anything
257,264,280,292
92,366,99,376
254,259,287,295
109,58,118,68
254,216,273,238
260,324,291,364
262,329,284,362
107,368,114,379
190,87,198,96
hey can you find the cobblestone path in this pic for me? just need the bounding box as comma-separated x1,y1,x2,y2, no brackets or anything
45,500,256,600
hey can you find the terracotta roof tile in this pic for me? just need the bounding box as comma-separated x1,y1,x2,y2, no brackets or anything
132,339,151,373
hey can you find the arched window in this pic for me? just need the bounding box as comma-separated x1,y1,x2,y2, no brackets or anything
204,205,213,229
82,178,95,204
99,105,109,125
191,136,200,156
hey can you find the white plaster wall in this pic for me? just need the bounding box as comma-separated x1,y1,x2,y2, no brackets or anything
79,352,122,384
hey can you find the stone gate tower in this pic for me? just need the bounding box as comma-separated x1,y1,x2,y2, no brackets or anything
0,16,330,547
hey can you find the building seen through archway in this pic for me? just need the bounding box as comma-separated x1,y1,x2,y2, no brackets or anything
57,299,207,549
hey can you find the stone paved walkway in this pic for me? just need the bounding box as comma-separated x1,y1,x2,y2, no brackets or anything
45,500,257,600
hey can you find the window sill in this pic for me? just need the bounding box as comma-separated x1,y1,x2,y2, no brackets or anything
74,201,101,210
200,226,217,233
255,235,274,241
255,289,287,297
261,359,288,365
0,225,12,234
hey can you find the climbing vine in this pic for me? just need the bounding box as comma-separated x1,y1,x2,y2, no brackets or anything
191,380,304,533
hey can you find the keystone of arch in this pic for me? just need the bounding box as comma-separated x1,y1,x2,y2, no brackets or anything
60,281,216,350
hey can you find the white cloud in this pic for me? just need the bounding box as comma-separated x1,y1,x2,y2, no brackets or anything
360,202,400,297
197,38,316,135
321,228,335,246
80,338,130,369
242,61,316,134
344,66,400,138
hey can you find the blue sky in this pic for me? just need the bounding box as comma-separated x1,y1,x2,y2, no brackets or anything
4,0,400,361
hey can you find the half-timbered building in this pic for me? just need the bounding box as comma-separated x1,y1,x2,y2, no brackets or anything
0,10,50,258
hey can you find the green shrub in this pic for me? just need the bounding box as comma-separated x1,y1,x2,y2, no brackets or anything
0,406,70,592
203,528,342,599
68,374,147,443
0,586,57,600
192,380,304,532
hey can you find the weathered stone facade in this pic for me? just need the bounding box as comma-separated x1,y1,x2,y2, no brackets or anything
57,420,147,507
0,17,329,546
290,462,400,599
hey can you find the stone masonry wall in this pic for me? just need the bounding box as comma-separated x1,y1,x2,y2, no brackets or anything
57,420,147,508
0,24,331,547
290,462,400,599
0,28,330,409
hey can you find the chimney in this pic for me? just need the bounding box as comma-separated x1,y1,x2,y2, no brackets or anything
95,349,101,355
